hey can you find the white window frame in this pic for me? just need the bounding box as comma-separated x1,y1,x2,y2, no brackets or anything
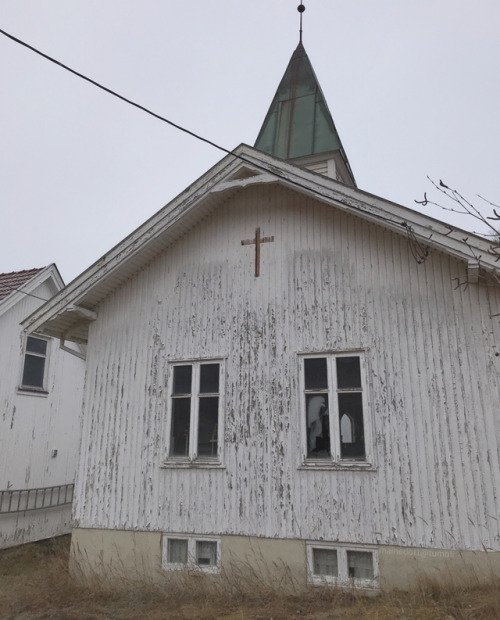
299,351,373,468
164,358,224,467
306,542,379,588
161,534,221,574
18,333,51,394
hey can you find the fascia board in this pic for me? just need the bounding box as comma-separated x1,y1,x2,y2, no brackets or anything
235,146,499,271
21,145,500,336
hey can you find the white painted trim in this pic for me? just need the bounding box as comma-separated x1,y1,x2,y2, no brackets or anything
17,333,52,394
306,541,379,588
20,145,499,343
298,351,374,468
164,359,225,466
161,533,221,573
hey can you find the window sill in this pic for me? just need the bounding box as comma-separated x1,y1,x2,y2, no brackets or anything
308,576,379,590
16,387,49,397
162,563,221,574
299,459,376,472
161,459,225,470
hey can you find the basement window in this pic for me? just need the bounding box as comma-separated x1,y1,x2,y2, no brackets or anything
301,352,372,466
162,535,220,573
167,538,188,565
347,550,375,580
307,543,378,588
166,360,224,464
19,335,50,393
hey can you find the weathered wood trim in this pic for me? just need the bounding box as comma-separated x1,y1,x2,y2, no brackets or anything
21,145,498,343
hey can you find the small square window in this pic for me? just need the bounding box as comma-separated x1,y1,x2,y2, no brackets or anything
162,534,220,573
347,550,374,580
312,548,338,576
167,538,188,564
307,543,378,588
196,540,217,566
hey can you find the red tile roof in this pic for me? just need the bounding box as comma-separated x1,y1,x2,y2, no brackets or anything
0,268,44,302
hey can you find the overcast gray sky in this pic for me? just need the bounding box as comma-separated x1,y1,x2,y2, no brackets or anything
1,0,499,283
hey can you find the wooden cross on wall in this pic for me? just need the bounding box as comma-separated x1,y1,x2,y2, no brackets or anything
241,227,275,277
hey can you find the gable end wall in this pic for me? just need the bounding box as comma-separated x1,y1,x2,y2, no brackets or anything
74,184,500,553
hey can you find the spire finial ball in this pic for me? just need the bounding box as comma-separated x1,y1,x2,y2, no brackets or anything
298,4,305,13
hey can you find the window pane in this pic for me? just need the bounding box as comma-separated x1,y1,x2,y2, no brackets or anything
167,538,188,564
338,393,365,459
200,363,219,394
197,396,219,457
313,548,338,576
304,358,328,390
336,356,361,389
306,394,330,457
170,398,191,456
26,336,47,355
347,551,374,579
196,541,217,566
173,365,192,395
22,355,45,388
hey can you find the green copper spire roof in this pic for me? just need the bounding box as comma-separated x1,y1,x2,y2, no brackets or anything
254,42,355,185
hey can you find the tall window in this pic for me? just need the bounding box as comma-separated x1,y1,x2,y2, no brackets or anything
21,336,49,391
168,361,222,461
303,353,368,462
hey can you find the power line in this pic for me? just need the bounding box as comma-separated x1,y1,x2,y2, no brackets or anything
4,288,49,302
0,28,424,250
0,28,230,157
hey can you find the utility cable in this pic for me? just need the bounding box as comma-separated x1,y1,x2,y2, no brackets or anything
3,288,50,302
0,27,430,259
0,28,230,157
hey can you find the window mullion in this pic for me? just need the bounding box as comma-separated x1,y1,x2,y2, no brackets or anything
338,548,347,583
188,538,195,567
329,358,339,461
190,365,199,460
217,364,222,458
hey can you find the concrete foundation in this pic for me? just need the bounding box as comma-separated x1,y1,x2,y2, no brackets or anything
70,528,500,591
378,545,500,590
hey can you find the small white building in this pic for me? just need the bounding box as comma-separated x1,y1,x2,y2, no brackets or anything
0,265,85,548
23,43,500,589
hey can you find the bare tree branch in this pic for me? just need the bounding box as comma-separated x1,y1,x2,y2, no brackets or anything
416,178,500,241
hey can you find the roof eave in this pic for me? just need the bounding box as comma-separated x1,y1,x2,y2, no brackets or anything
22,145,499,342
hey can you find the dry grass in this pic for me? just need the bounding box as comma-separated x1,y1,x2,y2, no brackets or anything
1,537,500,619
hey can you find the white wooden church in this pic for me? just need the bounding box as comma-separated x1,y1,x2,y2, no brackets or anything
24,41,500,589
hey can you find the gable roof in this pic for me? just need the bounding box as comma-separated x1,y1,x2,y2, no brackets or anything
0,264,64,319
254,42,355,186
21,144,499,345
0,268,43,302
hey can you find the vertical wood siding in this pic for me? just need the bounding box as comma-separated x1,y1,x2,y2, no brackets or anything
74,184,500,551
0,281,85,547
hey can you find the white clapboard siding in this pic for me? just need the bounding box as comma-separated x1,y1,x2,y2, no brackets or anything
73,183,500,551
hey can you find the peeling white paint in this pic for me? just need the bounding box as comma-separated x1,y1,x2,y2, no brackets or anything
72,184,500,553
0,273,85,548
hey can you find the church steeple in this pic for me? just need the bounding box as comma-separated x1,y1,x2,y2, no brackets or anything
254,39,356,187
